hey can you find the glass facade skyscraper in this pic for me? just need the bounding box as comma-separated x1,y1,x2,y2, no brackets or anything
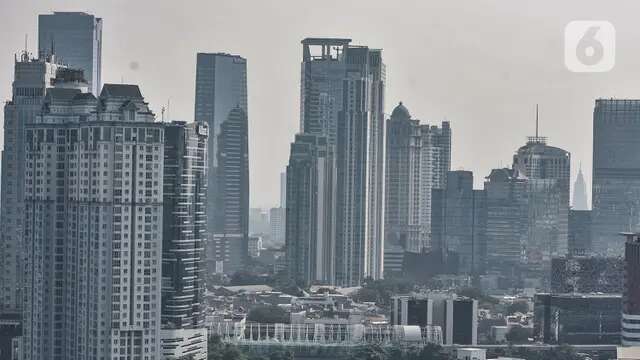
194,53,249,274
592,99,640,256
160,121,208,360
38,12,102,95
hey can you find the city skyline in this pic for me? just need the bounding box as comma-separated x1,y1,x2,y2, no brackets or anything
5,0,639,208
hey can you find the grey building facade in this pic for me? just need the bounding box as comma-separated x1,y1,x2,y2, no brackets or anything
194,53,249,274
292,38,385,285
38,12,102,95
431,171,486,275
484,168,529,274
512,136,571,274
285,134,336,285
0,53,62,313
384,102,451,256
592,99,640,256
569,209,592,255
23,83,164,360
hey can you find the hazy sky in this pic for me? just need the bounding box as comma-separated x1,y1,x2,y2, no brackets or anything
2,0,639,208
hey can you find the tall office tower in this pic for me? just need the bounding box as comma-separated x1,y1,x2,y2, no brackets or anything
160,122,208,360
384,102,451,256
431,171,486,275
285,134,336,286
592,100,640,256
568,209,592,255
194,53,248,274
573,165,588,210
23,83,164,359
512,135,570,272
210,107,249,274
484,168,529,275
298,38,385,285
38,12,102,95
622,232,640,346
0,53,62,313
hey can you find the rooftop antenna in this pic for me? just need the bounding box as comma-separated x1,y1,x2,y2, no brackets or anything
536,104,538,138
167,98,171,120
161,106,166,122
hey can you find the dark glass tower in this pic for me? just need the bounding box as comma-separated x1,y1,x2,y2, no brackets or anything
38,12,102,95
592,100,640,256
162,121,208,329
194,53,248,274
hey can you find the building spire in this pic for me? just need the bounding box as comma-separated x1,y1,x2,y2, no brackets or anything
536,104,539,138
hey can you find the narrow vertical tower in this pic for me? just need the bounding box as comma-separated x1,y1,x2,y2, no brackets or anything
160,121,209,359
194,53,249,275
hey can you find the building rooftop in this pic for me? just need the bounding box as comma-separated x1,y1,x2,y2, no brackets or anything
100,84,143,99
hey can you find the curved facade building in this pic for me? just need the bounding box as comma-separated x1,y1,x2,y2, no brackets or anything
162,121,208,329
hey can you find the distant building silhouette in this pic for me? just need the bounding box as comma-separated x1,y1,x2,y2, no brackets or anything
195,53,249,274
384,102,451,257
573,164,588,210
38,12,102,95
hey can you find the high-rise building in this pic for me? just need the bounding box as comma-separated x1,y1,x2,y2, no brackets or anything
160,121,208,359
38,12,102,95
569,209,592,255
573,165,589,210
194,53,249,274
0,53,63,313
592,100,640,256
550,256,623,294
23,83,164,359
484,168,529,274
285,134,336,285
512,135,570,272
384,102,451,255
431,171,486,275
294,38,385,285
622,232,640,346
210,107,249,274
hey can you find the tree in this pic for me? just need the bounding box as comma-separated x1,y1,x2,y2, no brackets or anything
505,325,530,344
208,336,247,360
348,344,386,360
506,301,529,315
247,305,289,324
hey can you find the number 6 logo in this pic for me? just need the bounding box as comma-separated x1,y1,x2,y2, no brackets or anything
565,21,615,73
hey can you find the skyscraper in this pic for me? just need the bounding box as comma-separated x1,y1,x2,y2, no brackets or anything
293,38,385,285
23,82,164,359
161,121,208,359
0,52,62,313
384,102,451,255
194,53,249,274
285,134,336,285
484,168,529,274
512,134,570,272
573,165,588,210
38,12,102,95
592,99,640,256
431,171,486,275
